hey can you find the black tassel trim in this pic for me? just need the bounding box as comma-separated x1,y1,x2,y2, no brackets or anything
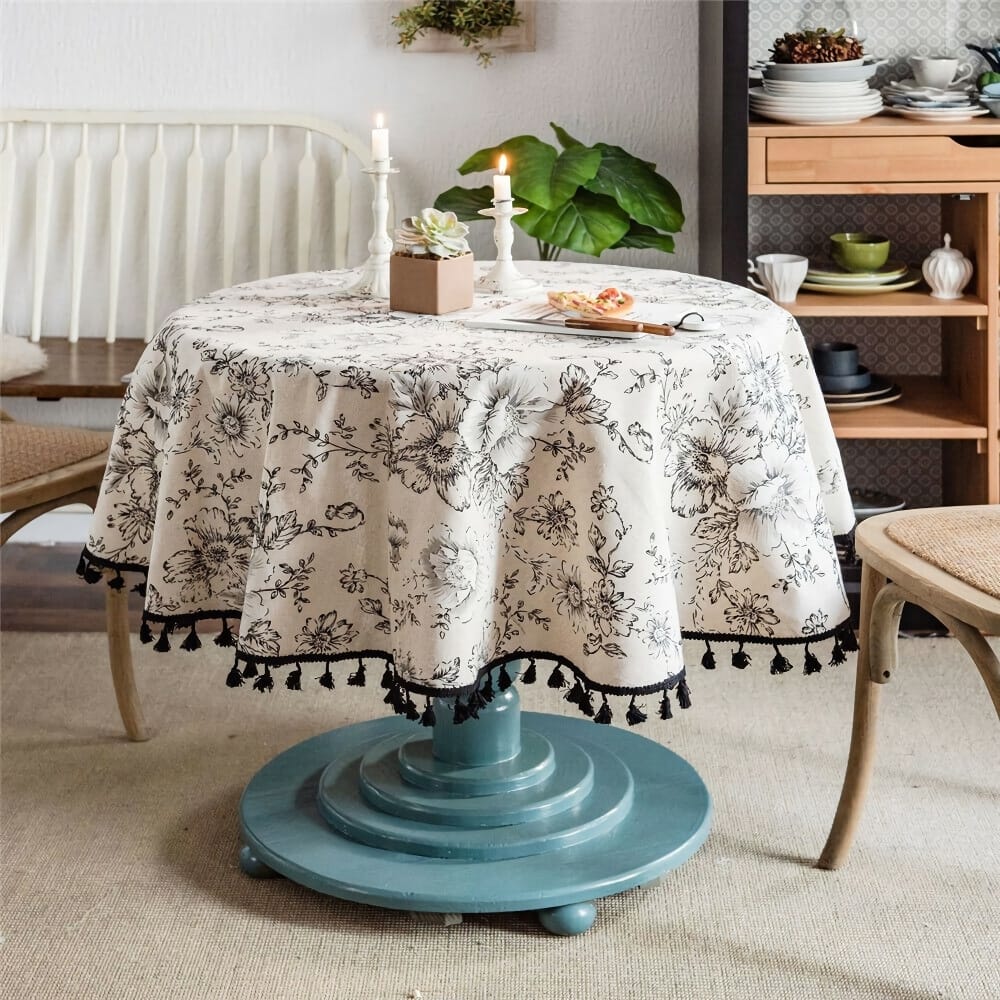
701,640,716,670
179,623,201,652
677,678,692,709
403,694,421,722
153,625,171,653
241,660,259,679
594,696,613,725
803,644,822,675
132,580,147,598
547,663,566,689
659,689,673,719
497,663,513,690
770,643,793,675
480,672,494,703
318,665,335,689
347,659,366,686
214,618,236,647
252,665,274,693
139,619,154,645
225,664,245,688
829,634,846,666
565,677,585,707
285,664,302,690
838,623,859,653
108,571,126,591
420,698,436,727
75,554,87,577
625,697,647,727
732,642,751,670
380,663,394,690
578,686,595,718
83,564,103,584
522,657,537,684
452,697,470,725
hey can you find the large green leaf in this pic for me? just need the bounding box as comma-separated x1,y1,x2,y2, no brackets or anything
610,222,676,254
584,144,684,234
457,134,541,174
516,189,630,257
546,145,602,208
433,185,494,222
550,122,583,148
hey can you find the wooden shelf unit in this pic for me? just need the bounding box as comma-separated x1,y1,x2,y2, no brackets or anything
749,117,1000,506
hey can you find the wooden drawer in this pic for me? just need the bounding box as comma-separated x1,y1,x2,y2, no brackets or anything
765,135,1000,184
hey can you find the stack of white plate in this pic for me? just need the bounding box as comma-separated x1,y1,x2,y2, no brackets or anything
882,79,989,121
750,60,884,124
801,260,921,295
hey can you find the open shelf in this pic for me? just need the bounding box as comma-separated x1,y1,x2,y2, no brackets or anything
785,289,988,318
827,376,987,440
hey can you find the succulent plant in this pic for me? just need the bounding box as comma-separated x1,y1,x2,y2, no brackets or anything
770,27,864,64
394,208,471,259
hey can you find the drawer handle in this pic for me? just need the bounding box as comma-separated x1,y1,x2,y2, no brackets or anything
949,136,1000,149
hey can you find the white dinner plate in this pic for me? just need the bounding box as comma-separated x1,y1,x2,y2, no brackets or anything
762,59,881,83
825,385,902,409
800,269,921,294
885,106,989,121
750,91,881,105
806,260,909,285
763,79,873,95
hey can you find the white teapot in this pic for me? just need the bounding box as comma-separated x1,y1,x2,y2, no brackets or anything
921,234,973,300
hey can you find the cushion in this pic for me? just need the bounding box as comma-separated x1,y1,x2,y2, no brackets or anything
886,508,1000,601
0,422,109,486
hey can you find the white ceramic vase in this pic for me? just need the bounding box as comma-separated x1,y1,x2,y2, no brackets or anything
921,234,973,300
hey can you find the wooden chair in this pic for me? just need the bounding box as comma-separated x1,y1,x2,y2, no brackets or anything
818,505,1000,869
1,411,148,740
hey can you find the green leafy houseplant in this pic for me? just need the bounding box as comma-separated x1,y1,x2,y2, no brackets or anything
434,123,684,260
392,0,523,67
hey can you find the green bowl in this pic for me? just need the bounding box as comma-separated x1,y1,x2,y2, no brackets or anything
830,232,891,273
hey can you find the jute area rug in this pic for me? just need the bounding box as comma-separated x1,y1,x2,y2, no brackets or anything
2,633,998,1000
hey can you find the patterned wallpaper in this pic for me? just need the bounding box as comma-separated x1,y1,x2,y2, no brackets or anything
748,1,999,510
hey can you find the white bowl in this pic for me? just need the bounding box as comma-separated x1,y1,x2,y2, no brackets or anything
763,59,881,83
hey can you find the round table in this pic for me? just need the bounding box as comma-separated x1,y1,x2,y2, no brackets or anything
83,261,854,933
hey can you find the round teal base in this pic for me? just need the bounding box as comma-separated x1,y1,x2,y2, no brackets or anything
239,709,711,934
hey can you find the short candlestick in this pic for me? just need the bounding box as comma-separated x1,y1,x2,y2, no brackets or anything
476,199,539,295
347,159,398,299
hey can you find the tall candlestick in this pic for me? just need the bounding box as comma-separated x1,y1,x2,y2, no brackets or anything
345,158,398,299
371,113,389,162
493,154,511,201
476,198,537,296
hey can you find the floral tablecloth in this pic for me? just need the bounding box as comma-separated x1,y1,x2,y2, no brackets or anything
82,262,855,725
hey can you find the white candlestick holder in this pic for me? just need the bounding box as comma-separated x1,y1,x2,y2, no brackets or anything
347,159,398,299
476,199,539,295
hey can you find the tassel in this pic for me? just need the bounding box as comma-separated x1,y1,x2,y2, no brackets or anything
285,664,302,690
153,625,171,652
132,580,147,597
839,624,859,653
677,678,692,709
625,697,647,726
108,571,125,591
594,696,613,725
380,664,394,689
803,644,822,675
404,695,420,721
241,660,259,679
180,623,201,652
347,660,366,686
253,665,274,693
659,689,673,720
76,554,87,577
829,635,846,666
770,644,793,675
522,657,537,684
732,642,751,669
498,663,513,690
421,698,436,727
480,673,494,703
565,677,585,706
225,664,245,688
578,686,595,717
83,564,102,584
318,664,335,689
701,640,716,670
547,663,566,689
140,620,154,645
452,697,469,725
214,618,236,647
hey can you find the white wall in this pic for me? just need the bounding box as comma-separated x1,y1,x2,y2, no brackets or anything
2,0,701,541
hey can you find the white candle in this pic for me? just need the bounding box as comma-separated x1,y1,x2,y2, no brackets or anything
371,113,389,162
493,154,511,201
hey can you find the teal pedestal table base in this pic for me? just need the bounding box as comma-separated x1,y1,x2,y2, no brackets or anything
239,674,711,935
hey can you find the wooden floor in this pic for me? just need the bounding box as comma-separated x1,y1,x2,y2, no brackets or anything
1,543,143,632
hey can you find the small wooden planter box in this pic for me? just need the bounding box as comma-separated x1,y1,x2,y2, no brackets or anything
389,253,475,315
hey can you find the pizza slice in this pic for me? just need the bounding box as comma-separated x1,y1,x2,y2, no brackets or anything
546,287,635,318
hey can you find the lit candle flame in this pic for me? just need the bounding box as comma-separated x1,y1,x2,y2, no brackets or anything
498,154,508,175
375,113,384,128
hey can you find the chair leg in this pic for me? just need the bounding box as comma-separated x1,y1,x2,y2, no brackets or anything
817,562,890,870
105,582,150,741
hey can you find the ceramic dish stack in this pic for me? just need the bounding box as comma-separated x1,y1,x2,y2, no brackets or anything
882,79,989,121
801,260,922,295
750,58,884,124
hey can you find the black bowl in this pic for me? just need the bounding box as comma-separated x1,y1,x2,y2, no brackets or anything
818,366,871,393
813,341,859,376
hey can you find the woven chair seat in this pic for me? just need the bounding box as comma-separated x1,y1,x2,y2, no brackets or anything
0,422,110,486
885,507,1000,601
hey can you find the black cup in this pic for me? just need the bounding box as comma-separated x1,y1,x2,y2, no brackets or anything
812,341,859,376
